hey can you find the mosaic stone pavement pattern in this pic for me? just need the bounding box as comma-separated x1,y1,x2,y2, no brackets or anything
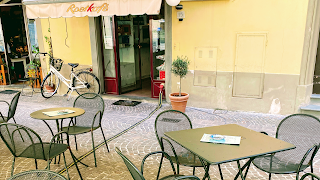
0,92,319,179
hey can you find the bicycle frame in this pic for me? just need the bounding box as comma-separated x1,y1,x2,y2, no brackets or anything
47,64,88,99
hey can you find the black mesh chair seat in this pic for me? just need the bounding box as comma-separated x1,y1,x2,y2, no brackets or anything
253,154,309,174
155,110,210,177
249,114,320,180
170,152,203,167
19,64,40,96
18,143,68,160
61,126,99,135
8,169,67,180
62,93,109,167
115,147,200,180
0,123,83,179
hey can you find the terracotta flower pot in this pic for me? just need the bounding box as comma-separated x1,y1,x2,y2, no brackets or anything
45,85,55,93
169,92,189,113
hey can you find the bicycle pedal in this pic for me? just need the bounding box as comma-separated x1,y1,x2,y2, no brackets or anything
63,94,68,97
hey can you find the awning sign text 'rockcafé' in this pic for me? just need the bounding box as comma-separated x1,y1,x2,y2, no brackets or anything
24,0,162,18
67,3,109,14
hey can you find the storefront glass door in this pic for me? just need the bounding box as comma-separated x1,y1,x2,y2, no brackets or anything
103,15,163,98
116,15,143,94
150,18,165,98
102,16,119,94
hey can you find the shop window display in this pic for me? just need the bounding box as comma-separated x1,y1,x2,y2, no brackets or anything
0,5,29,82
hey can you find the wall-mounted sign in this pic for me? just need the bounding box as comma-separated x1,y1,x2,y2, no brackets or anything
103,16,113,49
177,11,185,19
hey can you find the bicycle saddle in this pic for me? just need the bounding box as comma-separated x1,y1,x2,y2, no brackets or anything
68,63,79,68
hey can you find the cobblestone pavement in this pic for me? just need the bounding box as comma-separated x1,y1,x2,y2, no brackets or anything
0,92,319,179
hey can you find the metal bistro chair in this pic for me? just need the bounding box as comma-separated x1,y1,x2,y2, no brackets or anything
154,110,223,178
0,123,83,179
61,93,109,167
115,147,200,180
251,114,320,180
19,64,40,96
8,169,67,180
0,91,21,123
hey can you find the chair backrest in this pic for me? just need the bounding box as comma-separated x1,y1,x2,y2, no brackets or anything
8,169,67,180
73,93,105,128
300,173,320,180
25,64,38,79
115,147,145,180
275,114,320,166
154,110,192,157
7,92,21,120
0,123,45,159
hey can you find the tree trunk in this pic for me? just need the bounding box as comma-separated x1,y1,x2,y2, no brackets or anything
179,77,181,96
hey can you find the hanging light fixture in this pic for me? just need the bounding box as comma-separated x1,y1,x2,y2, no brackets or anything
166,0,180,6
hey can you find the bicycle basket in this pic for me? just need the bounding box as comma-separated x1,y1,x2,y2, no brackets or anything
51,58,64,71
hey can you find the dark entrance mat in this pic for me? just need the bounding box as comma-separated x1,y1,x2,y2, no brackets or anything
112,100,141,106
0,90,20,94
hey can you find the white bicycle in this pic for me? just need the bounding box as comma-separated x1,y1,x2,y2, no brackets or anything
40,53,100,99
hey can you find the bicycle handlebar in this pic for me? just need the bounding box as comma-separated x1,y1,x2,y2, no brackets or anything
39,52,53,59
39,52,54,62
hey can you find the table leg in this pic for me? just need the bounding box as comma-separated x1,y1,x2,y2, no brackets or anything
57,119,89,168
199,158,211,180
41,120,54,137
234,158,254,180
56,120,62,164
218,164,224,180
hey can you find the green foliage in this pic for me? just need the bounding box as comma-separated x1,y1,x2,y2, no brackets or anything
171,56,189,96
44,35,53,57
31,46,41,67
171,56,189,78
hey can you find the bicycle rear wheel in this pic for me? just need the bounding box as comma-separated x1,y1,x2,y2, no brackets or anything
73,71,100,95
41,72,60,98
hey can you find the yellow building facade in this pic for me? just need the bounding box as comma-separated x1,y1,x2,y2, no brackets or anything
37,17,95,95
32,0,320,114
166,0,320,114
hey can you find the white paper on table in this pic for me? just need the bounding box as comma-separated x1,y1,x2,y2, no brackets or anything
43,109,75,117
200,134,241,145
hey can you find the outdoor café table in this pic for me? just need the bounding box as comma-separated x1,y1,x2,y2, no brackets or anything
164,124,295,180
30,107,85,136
30,107,86,165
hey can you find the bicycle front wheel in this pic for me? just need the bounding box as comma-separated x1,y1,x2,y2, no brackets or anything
73,71,100,95
41,72,60,98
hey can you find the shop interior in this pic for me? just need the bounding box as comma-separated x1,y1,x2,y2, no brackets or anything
0,3,30,85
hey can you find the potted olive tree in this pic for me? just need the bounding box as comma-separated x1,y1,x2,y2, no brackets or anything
169,56,190,112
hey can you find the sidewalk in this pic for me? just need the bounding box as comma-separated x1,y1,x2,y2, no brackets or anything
0,91,318,179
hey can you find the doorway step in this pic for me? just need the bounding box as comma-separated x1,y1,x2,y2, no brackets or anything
300,94,320,117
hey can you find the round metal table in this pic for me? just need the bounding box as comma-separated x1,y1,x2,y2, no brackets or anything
30,107,85,136
30,107,86,166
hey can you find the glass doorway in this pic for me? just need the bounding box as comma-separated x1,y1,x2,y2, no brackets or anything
103,15,151,97
116,15,143,94
118,15,151,96
102,14,164,98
